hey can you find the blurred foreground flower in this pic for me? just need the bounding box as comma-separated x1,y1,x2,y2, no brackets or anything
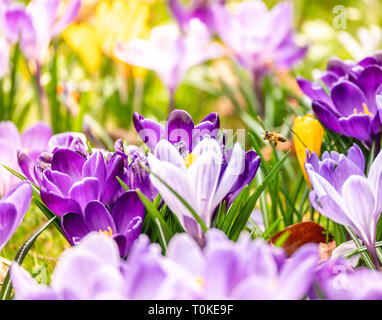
0,121,51,197
11,229,320,300
293,114,324,184
213,1,307,81
0,36,9,79
307,145,381,267
115,19,224,108
0,181,32,251
297,54,382,145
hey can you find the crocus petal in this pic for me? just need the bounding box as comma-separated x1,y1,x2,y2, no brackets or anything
112,191,144,236
69,178,100,212
61,213,89,245
339,114,372,142
0,203,17,250
132,113,165,151
51,149,85,182
50,0,80,37
82,151,106,188
332,158,365,192
84,201,116,235
331,80,368,117
41,191,81,217
165,110,195,153
277,244,319,300
0,121,21,149
347,143,365,172
342,175,376,250
20,121,52,157
154,139,186,169
312,100,343,134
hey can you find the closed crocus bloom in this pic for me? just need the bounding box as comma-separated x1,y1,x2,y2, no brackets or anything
293,114,324,184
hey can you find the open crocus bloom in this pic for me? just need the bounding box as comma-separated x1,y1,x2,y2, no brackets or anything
306,148,382,266
213,1,307,79
0,121,52,197
115,19,224,96
297,54,382,144
148,137,245,245
0,181,32,251
305,143,365,192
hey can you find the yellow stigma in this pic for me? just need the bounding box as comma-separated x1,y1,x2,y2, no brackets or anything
354,103,373,117
99,226,113,237
184,153,197,168
195,276,205,289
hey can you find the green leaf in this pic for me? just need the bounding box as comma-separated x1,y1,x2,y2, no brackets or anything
0,217,57,300
229,150,291,240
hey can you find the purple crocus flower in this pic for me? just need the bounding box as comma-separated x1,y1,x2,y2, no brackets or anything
2,0,81,64
11,233,128,299
115,19,224,104
61,190,144,258
11,229,320,300
306,148,382,267
312,258,382,300
112,140,157,201
169,0,225,33
148,137,246,245
165,229,319,299
297,54,382,144
213,1,307,80
0,121,52,197
133,109,220,152
305,143,365,192
0,181,32,251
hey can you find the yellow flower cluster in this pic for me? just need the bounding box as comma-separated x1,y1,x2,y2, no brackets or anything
63,0,151,74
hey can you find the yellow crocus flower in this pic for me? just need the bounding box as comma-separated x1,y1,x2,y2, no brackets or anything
293,114,324,185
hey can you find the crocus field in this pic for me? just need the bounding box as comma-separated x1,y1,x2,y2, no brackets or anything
1,0,382,301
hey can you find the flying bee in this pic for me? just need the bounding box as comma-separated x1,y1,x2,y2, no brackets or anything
262,130,286,147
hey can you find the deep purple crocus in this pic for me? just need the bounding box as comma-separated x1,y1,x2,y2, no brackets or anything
133,109,220,152
297,54,382,144
213,1,307,80
169,0,224,33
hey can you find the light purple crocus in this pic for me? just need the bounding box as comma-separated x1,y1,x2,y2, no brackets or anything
11,233,127,299
297,54,382,145
11,229,320,300
213,1,307,80
165,229,319,299
2,0,81,65
305,143,365,192
312,258,382,300
148,137,245,245
306,147,382,267
0,181,32,251
169,0,225,33
0,121,52,197
115,19,224,105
